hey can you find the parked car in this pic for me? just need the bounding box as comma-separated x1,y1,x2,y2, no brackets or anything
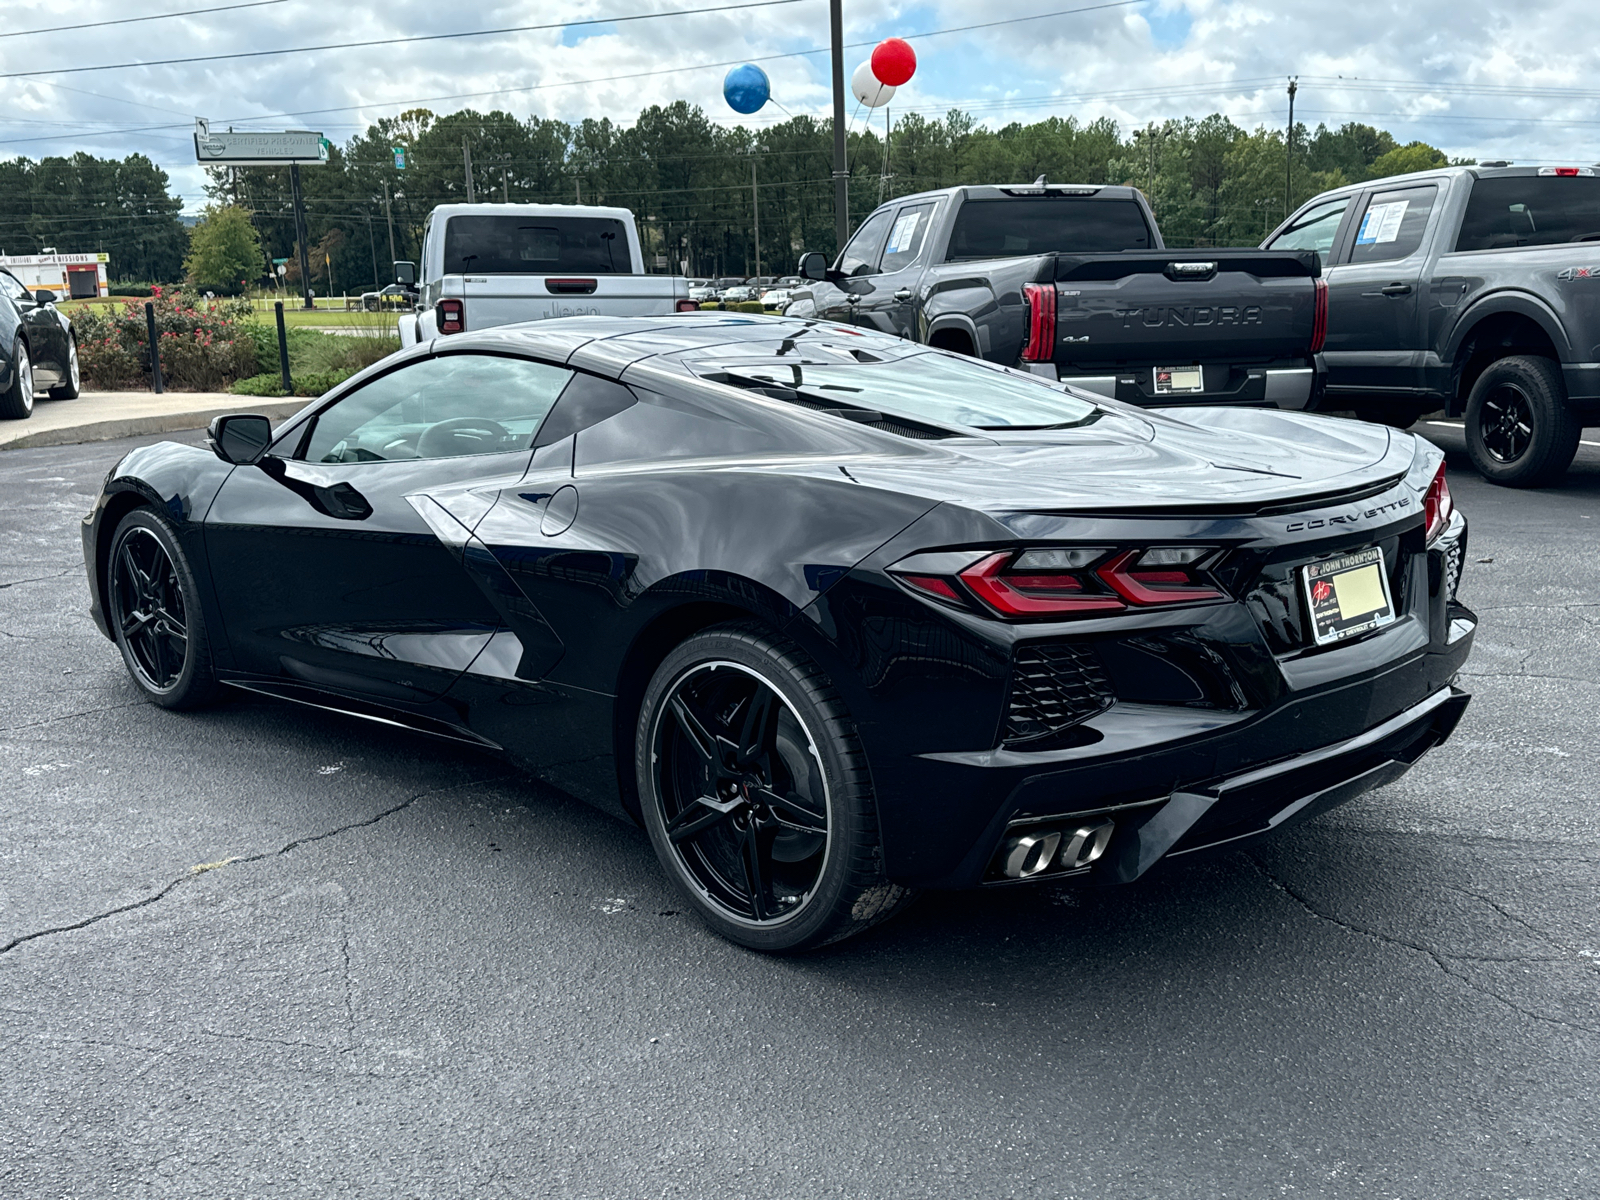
720,285,758,304
0,267,79,420
710,276,748,300
359,283,414,312
795,182,1326,411
82,314,1474,952
394,203,694,348
1265,163,1600,486
762,288,794,312
688,279,716,303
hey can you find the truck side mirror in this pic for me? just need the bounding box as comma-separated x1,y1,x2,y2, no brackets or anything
393,260,417,286
798,252,827,282
207,413,274,465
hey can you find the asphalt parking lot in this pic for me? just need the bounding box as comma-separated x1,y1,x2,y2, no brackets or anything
2,423,1597,1200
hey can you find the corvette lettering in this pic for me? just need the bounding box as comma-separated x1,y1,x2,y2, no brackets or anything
1284,495,1411,532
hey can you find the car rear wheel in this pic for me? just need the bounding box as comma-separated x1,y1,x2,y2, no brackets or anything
0,339,34,419
636,624,913,952
1465,355,1580,488
48,334,80,400
108,508,220,709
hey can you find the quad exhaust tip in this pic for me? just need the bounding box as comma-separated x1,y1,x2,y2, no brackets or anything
997,820,1115,880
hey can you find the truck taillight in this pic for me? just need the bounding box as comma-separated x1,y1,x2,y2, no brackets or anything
675,299,700,313
1538,166,1593,177
1021,282,1056,363
1310,277,1328,354
437,298,464,334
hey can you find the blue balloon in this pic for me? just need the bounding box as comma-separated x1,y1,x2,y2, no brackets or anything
723,64,770,114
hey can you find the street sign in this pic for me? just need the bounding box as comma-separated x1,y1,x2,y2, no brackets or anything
193,123,328,165
392,147,407,170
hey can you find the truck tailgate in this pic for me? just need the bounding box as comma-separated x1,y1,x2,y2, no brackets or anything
442,274,687,329
1052,251,1319,364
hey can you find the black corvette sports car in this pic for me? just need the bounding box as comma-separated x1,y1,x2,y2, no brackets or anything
82,314,1476,950
1,267,80,419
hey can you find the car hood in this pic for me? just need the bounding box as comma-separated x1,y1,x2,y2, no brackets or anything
843,406,1413,512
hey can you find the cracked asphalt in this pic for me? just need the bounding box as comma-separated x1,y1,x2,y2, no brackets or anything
1,424,1597,1200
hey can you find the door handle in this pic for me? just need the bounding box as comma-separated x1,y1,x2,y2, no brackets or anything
1380,283,1413,297
893,288,913,302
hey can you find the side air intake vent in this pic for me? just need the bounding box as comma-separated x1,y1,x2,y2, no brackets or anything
1004,642,1115,745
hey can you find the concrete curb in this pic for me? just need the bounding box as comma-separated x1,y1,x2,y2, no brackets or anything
0,399,307,452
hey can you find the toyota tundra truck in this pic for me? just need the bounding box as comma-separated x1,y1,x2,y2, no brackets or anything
395,203,694,347
1264,163,1600,486
793,182,1327,411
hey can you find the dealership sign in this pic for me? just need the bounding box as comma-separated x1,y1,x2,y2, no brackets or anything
194,119,328,165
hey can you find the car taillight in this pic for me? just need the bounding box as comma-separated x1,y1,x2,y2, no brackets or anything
1424,462,1453,544
675,299,700,313
1021,282,1056,363
890,546,1225,620
1310,277,1328,354
437,297,464,334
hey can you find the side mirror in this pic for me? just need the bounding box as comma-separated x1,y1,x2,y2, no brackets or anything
393,260,417,286
34,289,58,305
207,413,274,465
798,251,827,282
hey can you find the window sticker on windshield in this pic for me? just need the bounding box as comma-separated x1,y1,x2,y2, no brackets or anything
1356,201,1409,245
886,211,922,255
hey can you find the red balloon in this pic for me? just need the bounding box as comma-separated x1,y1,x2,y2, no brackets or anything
871,38,917,87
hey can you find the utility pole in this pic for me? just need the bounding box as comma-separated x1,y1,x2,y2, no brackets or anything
751,155,761,280
463,137,476,203
289,163,314,310
502,167,510,203
366,212,378,289
1285,76,1298,219
382,179,397,268
829,0,848,255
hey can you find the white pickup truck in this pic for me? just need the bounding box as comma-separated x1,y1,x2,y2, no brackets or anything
395,203,693,347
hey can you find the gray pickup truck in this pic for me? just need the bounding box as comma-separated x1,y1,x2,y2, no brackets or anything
1264,164,1600,486
794,182,1326,411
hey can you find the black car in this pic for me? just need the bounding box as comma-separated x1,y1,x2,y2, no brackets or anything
81,314,1476,951
0,267,80,420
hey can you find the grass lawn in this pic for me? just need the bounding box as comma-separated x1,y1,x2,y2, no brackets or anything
248,308,400,330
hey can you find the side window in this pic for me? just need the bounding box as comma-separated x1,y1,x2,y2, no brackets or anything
1268,198,1350,254
836,209,895,277
1348,186,1438,264
301,353,574,463
879,203,937,272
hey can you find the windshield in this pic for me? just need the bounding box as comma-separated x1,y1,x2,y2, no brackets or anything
947,197,1153,260
442,215,629,274
702,351,1101,431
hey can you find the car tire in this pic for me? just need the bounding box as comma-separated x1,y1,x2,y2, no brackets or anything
0,338,34,419
107,508,221,710
636,623,914,953
48,333,80,400
1465,355,1580,488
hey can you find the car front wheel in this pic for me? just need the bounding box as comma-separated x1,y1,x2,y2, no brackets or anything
1465,355,1580,488
0,339,33,419
636,624,913,952
108,508,220,709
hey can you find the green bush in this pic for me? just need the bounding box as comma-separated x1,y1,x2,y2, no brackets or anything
109,285,154,298
73,286,256,391
229,368,350,398
734,301,765,314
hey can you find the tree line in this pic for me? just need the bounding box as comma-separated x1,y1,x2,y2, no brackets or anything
2,105,1454,288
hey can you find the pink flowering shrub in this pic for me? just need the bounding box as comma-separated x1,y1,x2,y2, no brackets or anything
75,288,257,391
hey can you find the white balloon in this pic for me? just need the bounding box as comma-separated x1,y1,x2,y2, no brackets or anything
851,60,896,108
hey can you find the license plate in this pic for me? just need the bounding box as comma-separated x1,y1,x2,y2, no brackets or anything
1301,547,1396,646
1154,365,1203,394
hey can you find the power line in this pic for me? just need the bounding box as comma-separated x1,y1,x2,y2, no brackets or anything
0,0,813,81
0,0,288,40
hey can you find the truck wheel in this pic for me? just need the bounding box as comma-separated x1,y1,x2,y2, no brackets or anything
1464,355,1580,488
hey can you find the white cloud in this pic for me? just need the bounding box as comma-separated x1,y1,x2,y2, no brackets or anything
2,0,1596,211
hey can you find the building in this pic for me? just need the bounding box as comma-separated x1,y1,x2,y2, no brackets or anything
0,253,110,299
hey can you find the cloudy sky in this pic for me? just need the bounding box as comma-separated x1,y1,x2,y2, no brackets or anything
4,0,1597,210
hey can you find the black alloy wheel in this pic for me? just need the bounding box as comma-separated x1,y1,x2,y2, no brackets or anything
1465,354,1581,488
108,509,218,709
637,625,912,952
0,339,33,419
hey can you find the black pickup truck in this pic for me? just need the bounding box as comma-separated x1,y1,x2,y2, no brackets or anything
793,183,1326,410
1264,164,1600,486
